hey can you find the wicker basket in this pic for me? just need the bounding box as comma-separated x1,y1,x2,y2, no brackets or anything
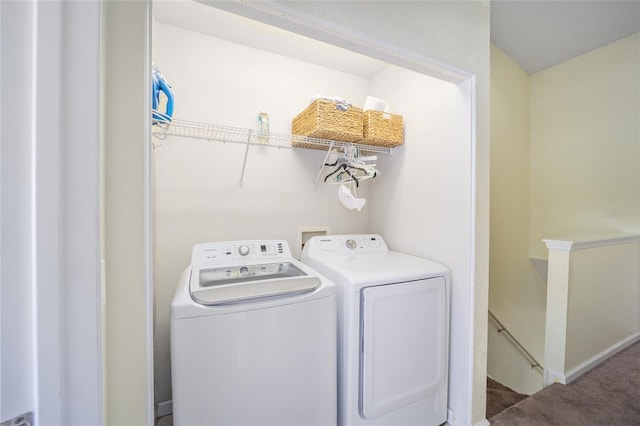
292,99,363,148
360,110,404,147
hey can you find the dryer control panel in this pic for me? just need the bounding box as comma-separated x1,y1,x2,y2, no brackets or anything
301,234,388,258
191,240,292,265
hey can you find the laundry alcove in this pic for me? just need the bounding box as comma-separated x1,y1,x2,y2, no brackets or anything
151,1,480,424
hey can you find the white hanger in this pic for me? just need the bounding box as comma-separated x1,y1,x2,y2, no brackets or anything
323,147,379,186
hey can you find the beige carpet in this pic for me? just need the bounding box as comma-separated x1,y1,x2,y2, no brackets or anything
156,414,172,426
490,341,640,425
486,377,528,418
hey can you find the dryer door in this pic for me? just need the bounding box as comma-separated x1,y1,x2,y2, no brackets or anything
360,277,447,420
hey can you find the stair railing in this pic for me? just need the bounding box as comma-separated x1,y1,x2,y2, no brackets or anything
489,310,544,375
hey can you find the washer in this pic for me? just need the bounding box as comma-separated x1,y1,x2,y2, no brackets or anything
171,240,337,426
300,234,450,426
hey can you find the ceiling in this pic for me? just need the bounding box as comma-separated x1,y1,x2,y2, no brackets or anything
153,1,387,78
155,1,640,77
491,1,640,75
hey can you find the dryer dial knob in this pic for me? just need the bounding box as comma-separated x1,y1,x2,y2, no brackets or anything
238,245,250,256
346,239,357,250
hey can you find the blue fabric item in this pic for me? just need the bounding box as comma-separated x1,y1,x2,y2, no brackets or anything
152,64,174,123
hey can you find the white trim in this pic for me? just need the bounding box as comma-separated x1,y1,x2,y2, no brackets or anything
544,333,640,386
466,74,479,426
30,2,40,423
474,420,491,426
543,233,640,251
543,367,567,386
144,2,154,425
565,333,640,383
0,0,3,415
156,400,173,418
447,407,455,424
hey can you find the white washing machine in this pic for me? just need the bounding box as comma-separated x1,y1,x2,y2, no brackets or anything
171,240,337,426
300,234,450,426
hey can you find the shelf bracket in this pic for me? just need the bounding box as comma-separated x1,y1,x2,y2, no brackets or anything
314,141,335,188
239,130,252,187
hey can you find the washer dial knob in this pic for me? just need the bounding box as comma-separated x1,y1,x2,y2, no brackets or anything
346,239,357,250
238,245,250,256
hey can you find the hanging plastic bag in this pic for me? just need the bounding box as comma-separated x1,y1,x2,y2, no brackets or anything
338,184,366,211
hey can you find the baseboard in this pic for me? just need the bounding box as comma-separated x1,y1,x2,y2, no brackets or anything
445,418,489,426
545,333,640,386
156,400,173,417
544,367,567,386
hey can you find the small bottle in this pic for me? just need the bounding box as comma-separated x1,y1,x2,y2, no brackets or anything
258,111,270,144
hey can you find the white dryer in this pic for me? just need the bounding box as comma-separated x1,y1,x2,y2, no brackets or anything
171,240,337,426
300,234,449,426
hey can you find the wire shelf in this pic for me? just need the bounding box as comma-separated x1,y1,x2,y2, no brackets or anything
153,118,392,154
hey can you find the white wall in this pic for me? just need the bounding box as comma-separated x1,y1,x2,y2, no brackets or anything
152,21,376,405
152,3,490,425
488,45,546,394
544,237,640,384
367,65,477,424
566,243,640,368
152,21,479,420
529,33,640,259
489,33,640,396
233,3,491,424
487,320,543,396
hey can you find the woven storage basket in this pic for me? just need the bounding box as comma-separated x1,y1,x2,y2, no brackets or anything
292,99,363,148
360,110,404,147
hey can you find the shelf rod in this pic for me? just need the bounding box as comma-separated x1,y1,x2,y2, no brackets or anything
239,130,252,187
314,141,335,188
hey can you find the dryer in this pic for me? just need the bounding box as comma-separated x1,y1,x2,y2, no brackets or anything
300,234,449,426
171,240,337,426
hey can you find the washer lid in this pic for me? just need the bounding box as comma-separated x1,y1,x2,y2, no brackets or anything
190,262,320,305
300,234,449,289
302,251,448,290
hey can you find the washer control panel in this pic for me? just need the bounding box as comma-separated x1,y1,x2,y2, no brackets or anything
301,234,388,257
191,240,291,265
345,239,357,250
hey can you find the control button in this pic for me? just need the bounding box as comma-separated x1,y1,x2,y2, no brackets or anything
346,239,357,249
238,245,250,256
239,266,249,276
